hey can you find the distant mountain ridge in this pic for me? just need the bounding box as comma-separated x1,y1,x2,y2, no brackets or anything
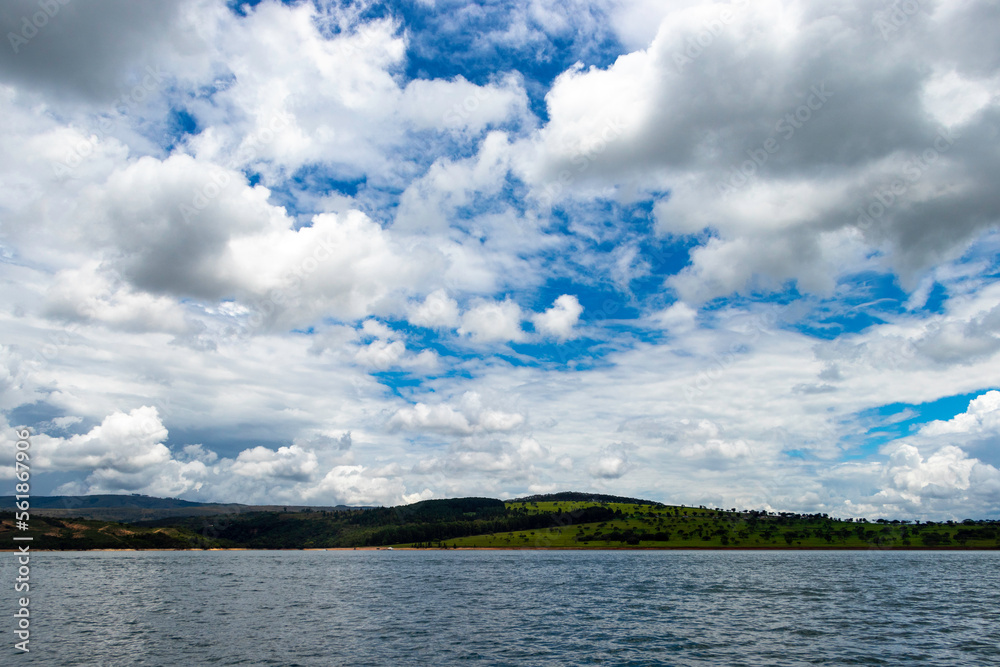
0,494,366,522
2,491,668,523
0,491,666,523
3,494,230,509
512,492,664,506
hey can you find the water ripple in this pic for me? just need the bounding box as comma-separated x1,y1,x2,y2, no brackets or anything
2,550,998,665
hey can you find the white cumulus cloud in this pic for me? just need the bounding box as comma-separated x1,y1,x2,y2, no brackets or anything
532,294,583,340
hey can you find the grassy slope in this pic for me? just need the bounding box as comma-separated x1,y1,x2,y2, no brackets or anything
400,500,1000,550
0,512,219,549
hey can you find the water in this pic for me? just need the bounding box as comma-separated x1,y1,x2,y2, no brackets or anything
3,550,998,665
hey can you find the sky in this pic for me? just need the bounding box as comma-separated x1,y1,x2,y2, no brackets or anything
0,0,998,520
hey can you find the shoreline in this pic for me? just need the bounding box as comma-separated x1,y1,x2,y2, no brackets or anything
3,545,997,552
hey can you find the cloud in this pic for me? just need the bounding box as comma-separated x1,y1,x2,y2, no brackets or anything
231,444,319,482
532,294,583,339
407,430,551,492
176,1,531,183
352,320,440,371
294,431,352,452
0,346,42,412
921,391,1000,436
35,406,170,473
515,0,1000,301
913,301,1000,365
516,436,548,460
478,409,526,432
0,0,196,103
393,130,515,235
871,440,1000,516
400,74,529,135
407,289,461,329
389,403,473,435
679,439,752,461
304,465,413,507
884,444,977,500
354,339,407,369
30,407,213,498
589,443,634,479
44,262,194,335
389,392,524,436
54,151,445,330
458,298,527,342
29,405,420,505
650,301,698,333
180,444,218,464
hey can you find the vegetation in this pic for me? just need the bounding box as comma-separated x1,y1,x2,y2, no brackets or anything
0,512,214,549
0,494,359,522
437,500,1000,550
134,498,618,549
2,494,998,550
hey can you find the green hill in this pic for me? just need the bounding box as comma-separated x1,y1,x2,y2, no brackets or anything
3,493,997,550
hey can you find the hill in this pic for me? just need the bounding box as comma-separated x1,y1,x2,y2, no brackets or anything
512,492,664,505
0,494,365,522
2,493,997,550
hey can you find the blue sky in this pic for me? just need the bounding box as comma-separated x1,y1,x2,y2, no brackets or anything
0,0,999,519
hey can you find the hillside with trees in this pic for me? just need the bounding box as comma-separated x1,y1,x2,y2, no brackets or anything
2,493,997,550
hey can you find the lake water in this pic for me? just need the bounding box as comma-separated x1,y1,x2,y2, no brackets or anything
3,550,998,665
